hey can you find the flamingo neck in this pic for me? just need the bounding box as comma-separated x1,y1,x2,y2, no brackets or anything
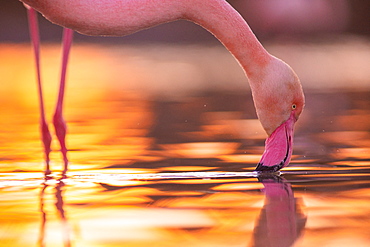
183,0,272,78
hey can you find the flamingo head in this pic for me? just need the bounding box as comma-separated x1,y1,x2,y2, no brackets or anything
249,57,305,172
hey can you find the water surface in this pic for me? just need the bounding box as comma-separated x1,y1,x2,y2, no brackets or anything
0,44,369,247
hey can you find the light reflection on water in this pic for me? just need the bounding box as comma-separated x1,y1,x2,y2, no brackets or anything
0,44,370,246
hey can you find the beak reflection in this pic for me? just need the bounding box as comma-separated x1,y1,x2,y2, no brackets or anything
253,175,306,247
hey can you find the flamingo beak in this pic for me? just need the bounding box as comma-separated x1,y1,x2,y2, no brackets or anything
255,112,296,172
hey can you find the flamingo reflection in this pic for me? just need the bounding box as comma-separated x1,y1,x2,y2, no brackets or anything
252,175,306,247
39,177,72,247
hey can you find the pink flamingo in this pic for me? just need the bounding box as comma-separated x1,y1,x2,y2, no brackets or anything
22,0,304,173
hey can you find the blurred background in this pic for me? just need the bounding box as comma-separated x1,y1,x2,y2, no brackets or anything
1,0,369,93
1,0,370,42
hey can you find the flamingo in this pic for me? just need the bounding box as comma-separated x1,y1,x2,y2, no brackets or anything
21,0,305,173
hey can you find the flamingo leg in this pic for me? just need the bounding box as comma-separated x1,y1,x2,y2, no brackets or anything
26,7,52,175
53,28,73,175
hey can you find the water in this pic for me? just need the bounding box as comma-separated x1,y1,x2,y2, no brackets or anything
0,44,369,246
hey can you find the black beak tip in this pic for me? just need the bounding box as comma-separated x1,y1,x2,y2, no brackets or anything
254,161,284,173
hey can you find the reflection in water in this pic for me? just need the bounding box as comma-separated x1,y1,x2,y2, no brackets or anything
36,173,307,247
0,167,369,246
38,176,71,247
253,176,306,247
38,181,47,247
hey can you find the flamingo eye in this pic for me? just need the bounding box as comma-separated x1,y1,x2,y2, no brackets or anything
292,104,297,110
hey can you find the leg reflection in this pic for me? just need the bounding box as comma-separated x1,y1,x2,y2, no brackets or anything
252,175,306,247
55,179,71,247
38,177,72,247
38,181,48,247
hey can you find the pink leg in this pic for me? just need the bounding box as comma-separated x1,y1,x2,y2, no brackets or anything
53,28,73,175
26,7,52,175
